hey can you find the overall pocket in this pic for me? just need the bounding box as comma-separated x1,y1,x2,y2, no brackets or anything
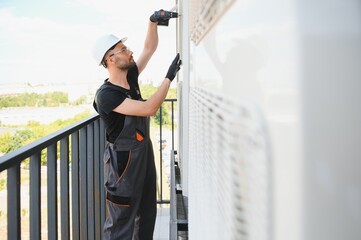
103,147,131,192
104,146,133,208
103,148,116,191
116,151,130,178
106,192,131,222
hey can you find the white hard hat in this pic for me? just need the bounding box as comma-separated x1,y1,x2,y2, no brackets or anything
92,34,127,66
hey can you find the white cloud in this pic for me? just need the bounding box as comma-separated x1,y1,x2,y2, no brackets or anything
74,0,174,15
0,0,178,87
0,7,99,83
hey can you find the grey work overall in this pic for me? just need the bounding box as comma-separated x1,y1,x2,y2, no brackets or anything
103,114,156,240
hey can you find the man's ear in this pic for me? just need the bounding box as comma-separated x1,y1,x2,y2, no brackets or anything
107,57,114,66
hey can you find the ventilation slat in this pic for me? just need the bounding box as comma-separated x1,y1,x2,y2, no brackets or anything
189,0,235,44
188,87,271,239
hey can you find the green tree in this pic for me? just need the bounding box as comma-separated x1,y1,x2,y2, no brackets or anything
0,91,69,108
139,84,177,128
0,110,93,165
6,129,35,153
72,95,88,105
0,132,12,153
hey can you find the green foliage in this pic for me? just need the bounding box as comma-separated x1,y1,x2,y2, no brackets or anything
154,105,173,127
0,110,92,165
139,84,176,99
0,84,176,166
0,178,6,191
139,84,177,128
72,95,88,105
0,132,12,153
0,92,69,108
6,129,35,153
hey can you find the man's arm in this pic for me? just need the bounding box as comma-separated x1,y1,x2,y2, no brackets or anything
114,78,171,116
114,54,181,117
136,21,158,74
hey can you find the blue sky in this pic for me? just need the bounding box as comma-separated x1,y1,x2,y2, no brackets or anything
0,0,177,85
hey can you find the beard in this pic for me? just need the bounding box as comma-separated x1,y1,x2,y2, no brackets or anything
116,56,135,70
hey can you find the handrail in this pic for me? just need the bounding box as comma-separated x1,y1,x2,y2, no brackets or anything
0,114,100,172
0,99,177,239
1,113,105,239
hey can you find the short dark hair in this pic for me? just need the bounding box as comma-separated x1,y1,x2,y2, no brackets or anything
101,44,117,68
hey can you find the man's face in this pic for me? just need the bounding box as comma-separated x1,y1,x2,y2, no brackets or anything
108,42,135,70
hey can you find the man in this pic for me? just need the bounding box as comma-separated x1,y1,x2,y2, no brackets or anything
92,10,181,240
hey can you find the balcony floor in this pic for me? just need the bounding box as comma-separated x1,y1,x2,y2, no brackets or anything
153,204,170,240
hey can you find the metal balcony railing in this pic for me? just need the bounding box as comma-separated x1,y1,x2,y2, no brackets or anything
0,99,176,240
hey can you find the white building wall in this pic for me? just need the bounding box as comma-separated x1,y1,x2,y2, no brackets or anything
178,0,361,239
298,1,361,239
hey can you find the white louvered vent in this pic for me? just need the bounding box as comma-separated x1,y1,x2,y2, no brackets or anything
189,0,235,45
188,87,271,240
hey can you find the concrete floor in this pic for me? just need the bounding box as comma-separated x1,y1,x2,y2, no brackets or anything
153,205,170,240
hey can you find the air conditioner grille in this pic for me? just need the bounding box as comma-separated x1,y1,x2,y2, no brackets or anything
189,0,235,44
188,87,271,240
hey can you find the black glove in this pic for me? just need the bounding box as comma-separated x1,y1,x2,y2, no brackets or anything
150,9,178,26
166,53,182,81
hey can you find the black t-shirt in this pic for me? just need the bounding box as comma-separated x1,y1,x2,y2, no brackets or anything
93,65,142,143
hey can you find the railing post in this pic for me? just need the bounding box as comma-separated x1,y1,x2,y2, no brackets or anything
94,120,101,240
47,143,58,240
7,163,21,240
159,105,163,202
60,137,70,240
87,124,95,240
71,132,80,240
79,127,88,240
30,152,41,240
99,119,106,231
171,100,175,150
